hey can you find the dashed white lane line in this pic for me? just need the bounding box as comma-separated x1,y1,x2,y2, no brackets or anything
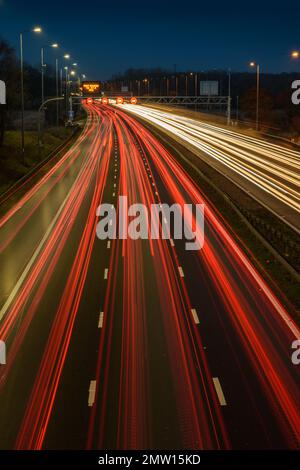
104,268,108,279
113,192,115,197
170,238,175,247
88,380,97,407
98,311,104,328
191,308,200,324
114,183,116,188
178,266,184,277
107,240,111,249
212,377,227,406
114,175,117,179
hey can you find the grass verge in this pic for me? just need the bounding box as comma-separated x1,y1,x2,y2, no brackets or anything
0,127,74,194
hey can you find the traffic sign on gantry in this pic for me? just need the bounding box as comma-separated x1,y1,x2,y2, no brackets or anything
81,81,101,95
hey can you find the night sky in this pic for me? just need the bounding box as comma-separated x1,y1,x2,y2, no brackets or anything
0,0,299,79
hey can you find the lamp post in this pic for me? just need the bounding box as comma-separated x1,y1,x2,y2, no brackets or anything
227,68,231,125
19,26,42,161
64,66,69,116
41,43,58,106
249,61,260,131
55,58,59,127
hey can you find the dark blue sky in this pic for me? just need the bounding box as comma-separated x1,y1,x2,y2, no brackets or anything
0,0,299,79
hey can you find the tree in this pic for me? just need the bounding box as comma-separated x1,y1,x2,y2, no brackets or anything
0,38,20,146
240,87,274,125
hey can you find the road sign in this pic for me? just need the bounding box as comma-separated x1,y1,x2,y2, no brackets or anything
0,80,6,104
200,80,219,96
81,81,101,95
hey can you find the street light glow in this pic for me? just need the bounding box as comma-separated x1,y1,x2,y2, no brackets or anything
70,70,76,76
291,50,300,59
249,61,256,67
64,54,70,59
72,62,78,66
33,26,42,33
51,43,59,48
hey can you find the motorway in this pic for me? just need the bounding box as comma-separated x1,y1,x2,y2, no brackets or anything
123,104,300,232
0,102,299,449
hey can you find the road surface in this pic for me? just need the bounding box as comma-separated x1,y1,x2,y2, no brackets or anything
0,103,299,449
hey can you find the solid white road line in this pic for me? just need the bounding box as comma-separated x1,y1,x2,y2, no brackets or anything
191,308,200,324
88,380,97,407
178,266,184,277
104,268,108,279
98,311,104,328
212,377,227,406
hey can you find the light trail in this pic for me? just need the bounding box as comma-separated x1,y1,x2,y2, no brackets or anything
0,102,299,450
122,104,300,222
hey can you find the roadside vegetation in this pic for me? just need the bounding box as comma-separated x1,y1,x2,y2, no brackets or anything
0,127,73,194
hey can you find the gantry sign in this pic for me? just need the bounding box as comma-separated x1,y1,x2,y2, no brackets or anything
80,81,101,95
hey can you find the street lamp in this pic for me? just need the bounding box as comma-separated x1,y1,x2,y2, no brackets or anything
41,43,59,106
291,50,300,59
64,54,70,59
249,61,260,131
143,78,149,95
19,26,42,161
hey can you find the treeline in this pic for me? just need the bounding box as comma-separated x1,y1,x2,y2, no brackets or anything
0,37,58,145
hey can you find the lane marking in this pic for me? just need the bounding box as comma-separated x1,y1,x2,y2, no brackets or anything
114,183,116,188
178,266,184,277
170,238,175,247
212,377,227,406
112,192,115,197
88,380,97,407
104,268,108,279
191,308,200,324
98,311,104,328
107,240,111,249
